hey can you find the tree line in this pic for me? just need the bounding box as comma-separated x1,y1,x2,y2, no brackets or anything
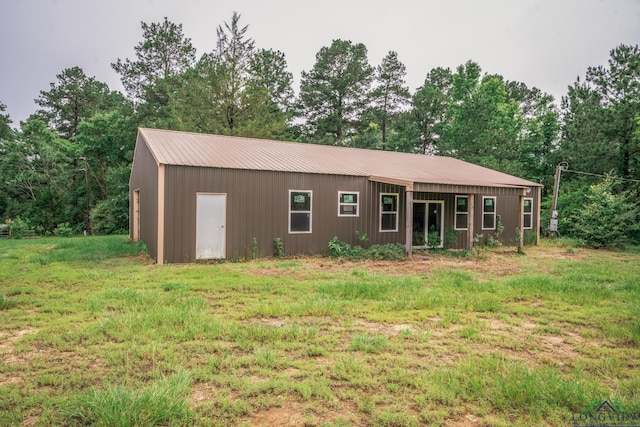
0,13,638,246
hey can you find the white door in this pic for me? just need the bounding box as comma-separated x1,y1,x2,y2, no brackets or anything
196,194,226,259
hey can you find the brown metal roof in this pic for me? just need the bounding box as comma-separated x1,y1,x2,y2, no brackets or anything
138,128,542,189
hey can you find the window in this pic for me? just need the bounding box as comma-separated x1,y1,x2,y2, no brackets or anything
454,196,469,230
338,191,359,217
380,193,399,232
482,196,496,230
523,198,533,229
289,190,312,233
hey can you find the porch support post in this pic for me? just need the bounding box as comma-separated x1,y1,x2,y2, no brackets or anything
405,187,413,257
467,193,474,252
518,190,525,253
535,186,541,245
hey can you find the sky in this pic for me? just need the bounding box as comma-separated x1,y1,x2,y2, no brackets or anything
1,0,639,127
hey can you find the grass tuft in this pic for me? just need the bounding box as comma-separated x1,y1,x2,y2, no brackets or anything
65,371,192,426
350,333,388,353
0,294,16,309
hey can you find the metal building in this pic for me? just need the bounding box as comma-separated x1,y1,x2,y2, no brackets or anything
130,128,542,264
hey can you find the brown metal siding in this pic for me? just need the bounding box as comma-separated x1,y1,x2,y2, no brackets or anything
410,190,540,250
129,136,159,261
470,191,539,247
156,165,540,263
161,166,406,262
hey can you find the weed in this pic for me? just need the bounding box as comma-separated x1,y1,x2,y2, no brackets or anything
444,226,459,249
273,237,284,258
250,236,258,259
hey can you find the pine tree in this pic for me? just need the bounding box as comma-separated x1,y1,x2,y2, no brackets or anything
370,51,410,149
298,39,373,145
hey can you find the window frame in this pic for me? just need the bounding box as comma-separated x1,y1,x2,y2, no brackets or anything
482,196,497,230
379,193,399,232
523,197,533,230
454,195,469,231
288,190,312,234
338,191,359,217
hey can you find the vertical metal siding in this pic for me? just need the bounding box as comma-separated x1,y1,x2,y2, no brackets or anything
129,137,159,261
161,167,409,262
469,190,539,247
158,165,541,263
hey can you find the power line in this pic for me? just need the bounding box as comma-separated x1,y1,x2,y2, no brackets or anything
562,169,640,184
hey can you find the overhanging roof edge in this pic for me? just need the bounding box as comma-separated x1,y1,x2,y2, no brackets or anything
368,175,414,190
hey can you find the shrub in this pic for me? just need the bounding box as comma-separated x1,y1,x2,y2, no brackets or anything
427,230,441,249
90,198,129,235
570,178,638,249
54,222,74,237
444,227,459,249
329,236,362,258
328,236,406,261
365,243,407,260
6,217,32,239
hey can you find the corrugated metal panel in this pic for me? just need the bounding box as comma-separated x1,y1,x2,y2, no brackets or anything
138,128,541,190
129,136,159,261
157,166,542,263
161,165,408,262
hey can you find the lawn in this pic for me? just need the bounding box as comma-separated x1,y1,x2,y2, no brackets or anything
0,236,639,426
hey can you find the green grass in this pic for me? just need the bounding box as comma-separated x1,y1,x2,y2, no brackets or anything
64,371,192,426
0,236,639,426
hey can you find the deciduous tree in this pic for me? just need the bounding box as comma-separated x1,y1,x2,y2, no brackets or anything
441,63,523,172
0,102,13,141
0,118,76,232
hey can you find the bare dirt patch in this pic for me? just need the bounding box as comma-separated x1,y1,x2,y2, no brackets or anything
249,249,532,282
357,319,415,336
0,328,37,387
245,397,366,427
539,332,582,361
247,399,306,426
483,319,583,368
190,382,220,405
0,328,37,364
445,413,480,426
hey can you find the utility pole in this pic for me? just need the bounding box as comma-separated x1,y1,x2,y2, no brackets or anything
549,162,567,233
83,156,91,235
